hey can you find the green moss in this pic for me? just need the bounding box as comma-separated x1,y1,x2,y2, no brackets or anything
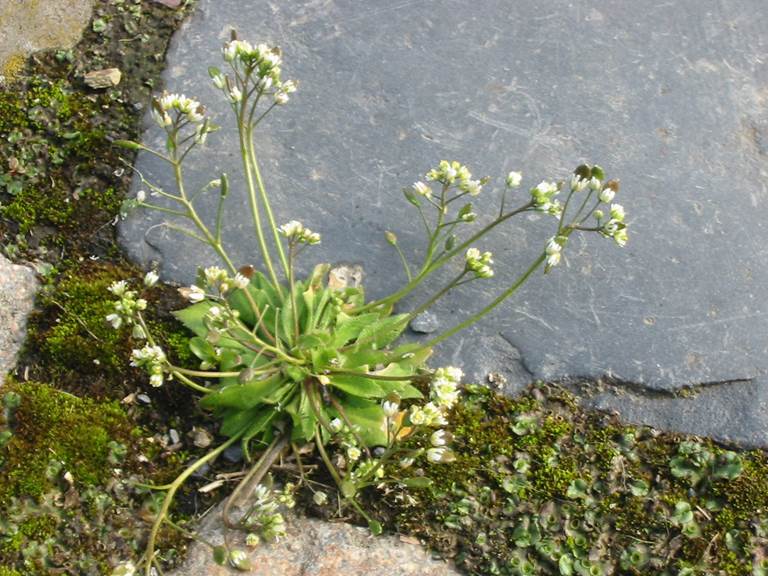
23,261,193,400
354,383,768,576
0,381,132,505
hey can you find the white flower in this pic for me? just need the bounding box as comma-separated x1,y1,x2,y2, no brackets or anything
431,378,459,409
108,280,128,296
545,237,563,268
462,179,483,196
149,372,164,388
279,220,304,238
130,345,166,367
609,203,625,222
546,238,562,256
187,285,206,303
506,171,522,188
211,73,226,90
603,220,619,235
382,400,399,418
589,176,602,191
420,402,448,427
106,313,122,330
599,187,615,203
313,491,328,506
436,366,463,383
279,220,320,244
204,266,227,285
131,324,146,339
409,406,427,426
136,190,146,203
228,86,243,103
328,418,344,433
347,446,361,462
144,270,159,288
151,108,172,127
233,273,250,290
282,80,297,93
399,457,415,469
431,429,449,446
223,41,238,62
614,227,628,247
274,92,289,105
412,181,432,198
258,76,273,91
427,447,450,463
570,174,588,192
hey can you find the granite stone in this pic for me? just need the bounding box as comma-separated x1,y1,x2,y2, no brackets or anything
168,503,460,576
119,0,768,446
0,255,38,385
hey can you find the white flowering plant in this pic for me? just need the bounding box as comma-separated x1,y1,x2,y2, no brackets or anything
111,31,629,575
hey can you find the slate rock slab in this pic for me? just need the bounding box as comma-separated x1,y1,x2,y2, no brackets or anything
119,0,768,446
167,503,460,576
0,255,38,385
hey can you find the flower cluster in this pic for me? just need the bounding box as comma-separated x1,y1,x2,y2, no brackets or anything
279,220,321,245
426,160,483,195
430,366,462,409
105,279,148,336
151,92,205,127
465,247,494,279
130,344,167,388
180,267,249,304
530,180,563,219
242,483,293,545
598,202,628,247
216,39,297,106
545,236,566,270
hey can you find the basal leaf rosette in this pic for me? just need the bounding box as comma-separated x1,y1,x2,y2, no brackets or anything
173,263,431,455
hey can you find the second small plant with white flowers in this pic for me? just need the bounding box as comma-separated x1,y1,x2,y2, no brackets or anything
110,31,630,575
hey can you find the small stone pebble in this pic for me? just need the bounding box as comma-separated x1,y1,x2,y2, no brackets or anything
84,67,122,88
409,311,439,334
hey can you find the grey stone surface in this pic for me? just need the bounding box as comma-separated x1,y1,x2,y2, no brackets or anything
168,503,460,576
0,0,93,75
0,254,38,385
119,0,768,446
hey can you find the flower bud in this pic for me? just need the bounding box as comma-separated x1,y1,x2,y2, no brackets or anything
598,187,615,203
144,270,159,287
506,171,522,188
385,231,398,245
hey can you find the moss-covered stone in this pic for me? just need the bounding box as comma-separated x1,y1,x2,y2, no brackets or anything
0,381,133,504
350,383,768,576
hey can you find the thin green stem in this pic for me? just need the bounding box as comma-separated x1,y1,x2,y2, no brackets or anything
167,365,241,378
236,108,282,291
355,200,533,314
143,433,243,576
172,162,238,274
425,253,546,348
391,241,412,281
246,123,289,277
315,428,344,487
170,371,213,394
288,244,300,341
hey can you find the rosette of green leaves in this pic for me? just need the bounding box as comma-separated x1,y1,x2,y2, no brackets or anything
173,264,430,457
